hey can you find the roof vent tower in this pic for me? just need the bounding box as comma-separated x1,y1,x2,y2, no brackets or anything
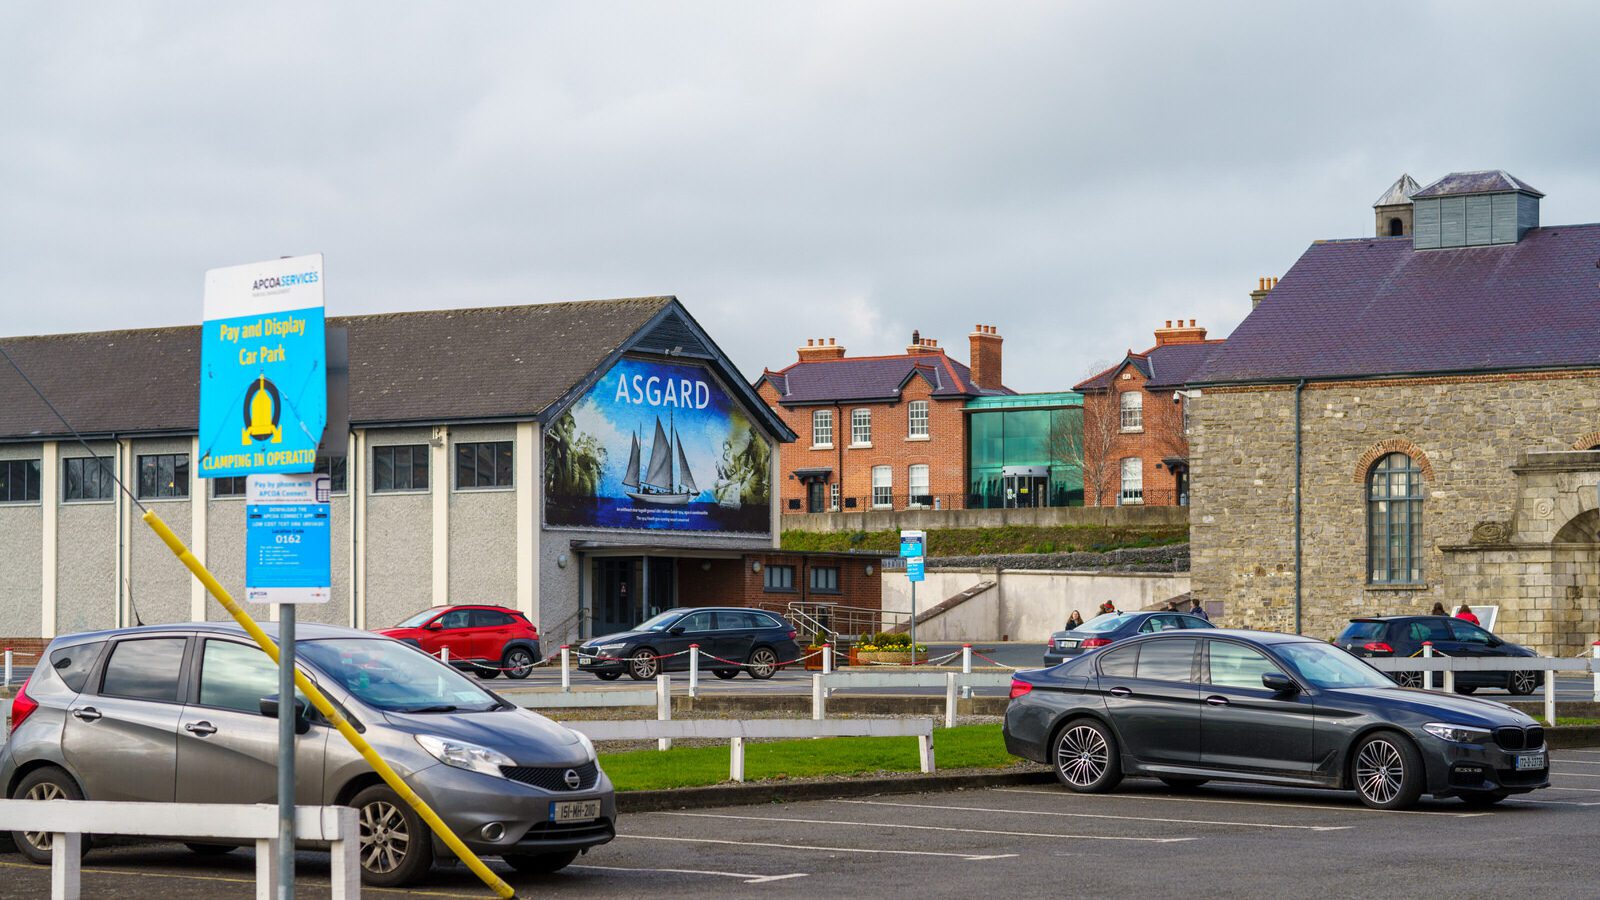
1411,170,1542,250
1373,174,1421,237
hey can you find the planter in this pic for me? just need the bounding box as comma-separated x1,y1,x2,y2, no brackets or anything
802,647,828,671
855,650,914,666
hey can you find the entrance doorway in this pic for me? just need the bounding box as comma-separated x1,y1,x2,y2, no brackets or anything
1002,466,1049,509
592,556,678,635
807,481,827,513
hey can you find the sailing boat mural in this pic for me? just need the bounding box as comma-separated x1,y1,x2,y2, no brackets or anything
544,357,770,533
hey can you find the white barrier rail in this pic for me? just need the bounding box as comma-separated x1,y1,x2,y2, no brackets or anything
0,801,358,900
812,671,1014,726
564,717,936,782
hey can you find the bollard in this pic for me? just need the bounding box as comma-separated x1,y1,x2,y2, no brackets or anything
1544,672,1557,728
1442,669,1454,694
945,672,957,728
441,645,449,666
689,644,700,699
560,645,571,692
822,644,833,698
812,673,825,721
3,649,10,688
656,674,672,751
1421,643,1434,691
960,643,973,700
1593,642,1600,704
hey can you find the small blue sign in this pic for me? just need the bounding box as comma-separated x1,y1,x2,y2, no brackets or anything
906,556,925,583
899,529,925,559
245,473,331,604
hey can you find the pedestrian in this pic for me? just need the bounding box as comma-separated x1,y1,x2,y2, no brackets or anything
1097,600,1118,617
1430,601,1447,616
1454,603,1480,626
1165,600,1181,612
1065,610,1084,631
1189,598,1209,621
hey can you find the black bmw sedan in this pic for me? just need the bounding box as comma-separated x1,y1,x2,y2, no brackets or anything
577,607,801,681
1004,629,1549,809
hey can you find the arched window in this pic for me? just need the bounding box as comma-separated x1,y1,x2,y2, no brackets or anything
1368,453,1423,584
1388,217,1404,237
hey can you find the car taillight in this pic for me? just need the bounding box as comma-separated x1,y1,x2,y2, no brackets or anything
1047,639,1057,650
787,631,798,641
1009,679,1033,700
1081,637,1113,648
9,676,38,734
1363,642,1394,654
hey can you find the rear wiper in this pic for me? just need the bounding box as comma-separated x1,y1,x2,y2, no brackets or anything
398,704,459,713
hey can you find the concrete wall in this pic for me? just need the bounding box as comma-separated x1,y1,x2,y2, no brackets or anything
54,440,118,635
781,503,1188,534
362,426,434,628
0,442,45,637
127,437,194,625
448,424,518,608
883,567,1191,641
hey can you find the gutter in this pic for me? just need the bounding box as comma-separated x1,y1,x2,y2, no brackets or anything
1293,379,1305,635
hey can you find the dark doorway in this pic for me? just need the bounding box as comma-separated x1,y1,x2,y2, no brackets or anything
593,558,640,635
645,556,676,619
806,481,827,513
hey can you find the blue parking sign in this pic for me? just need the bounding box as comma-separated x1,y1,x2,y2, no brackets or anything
245,473,332,604
906,556,925,583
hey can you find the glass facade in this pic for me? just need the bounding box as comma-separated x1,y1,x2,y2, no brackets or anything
966,393,1084,509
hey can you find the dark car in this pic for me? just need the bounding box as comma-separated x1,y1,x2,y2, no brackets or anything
1044,612,1213,665
577,607,801,681
1005,629,1549,810
378,605,542,679
1336,616,1543,694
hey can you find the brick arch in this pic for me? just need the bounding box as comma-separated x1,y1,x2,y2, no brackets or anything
1572,431,1600,451
1353,439,1435,484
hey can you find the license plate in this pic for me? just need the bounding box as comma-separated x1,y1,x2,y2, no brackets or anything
578,656,595,666
1061,640,1080,648
551,799,601,823
1515,753,1546,771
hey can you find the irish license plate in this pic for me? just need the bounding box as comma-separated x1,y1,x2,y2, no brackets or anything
1515,753,1546,771
1061,640,1079,648
551,800,601,823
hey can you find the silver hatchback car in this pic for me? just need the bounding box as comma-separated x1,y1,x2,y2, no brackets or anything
2,622,616,886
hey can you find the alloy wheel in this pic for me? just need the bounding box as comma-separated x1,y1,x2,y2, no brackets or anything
1510,671,1537,695
630,650,659,679
1395,671,1422,688
360,800,411,875
747,647,778,679
505,648,535,678
1056,725,1110,788
1355,739,1405,805
22,782,65,851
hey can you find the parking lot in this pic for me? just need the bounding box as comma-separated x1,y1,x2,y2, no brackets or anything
5,747,1596,898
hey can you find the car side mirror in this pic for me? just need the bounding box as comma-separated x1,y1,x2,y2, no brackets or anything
667,626,686,636
1261,672,1298,694
260,695,312,735
425,621,443,631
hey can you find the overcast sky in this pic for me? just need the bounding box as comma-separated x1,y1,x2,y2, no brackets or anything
5,2,1599,392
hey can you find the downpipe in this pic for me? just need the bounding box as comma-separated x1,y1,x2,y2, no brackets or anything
1293,379,1306,636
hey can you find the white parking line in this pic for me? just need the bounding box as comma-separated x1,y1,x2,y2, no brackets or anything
1554,749,1600,754
1551,759,1600,766
1550,771,1600,778
617,834,1020,861
1544,785,1600,793
991,787,1487,818
658,811,1195,842
1504,798,1600,807
833,798,1351,831
568,864,807,884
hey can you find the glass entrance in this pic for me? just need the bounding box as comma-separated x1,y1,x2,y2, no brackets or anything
806,481,827,513
592,556,678,635
1003,469,1049,508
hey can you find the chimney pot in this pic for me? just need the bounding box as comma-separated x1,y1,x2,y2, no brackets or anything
1189,319,1196,327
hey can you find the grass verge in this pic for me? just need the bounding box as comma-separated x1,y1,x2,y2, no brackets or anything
598,723,1013,791
1555,717,1598,726
780,524,1187,556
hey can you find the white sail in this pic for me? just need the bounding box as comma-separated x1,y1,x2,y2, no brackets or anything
621,432,641,489
675,428,698,495
642,417,673,490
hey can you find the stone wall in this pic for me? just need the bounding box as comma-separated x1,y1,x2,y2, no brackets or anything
1190,372,1600,655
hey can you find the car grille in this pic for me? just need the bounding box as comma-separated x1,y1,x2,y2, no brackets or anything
501,760,599,791
1493,726,1544,751
515,819,615,845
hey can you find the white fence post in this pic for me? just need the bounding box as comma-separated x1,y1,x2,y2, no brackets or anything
960,643,973,700
4,649,12,688
254,837,279,900
1422,643,1434,691
657,674,672,751
560,645,571,692
1593,641,1600,703
1544,673,1557,727
730,736,746,782
440,645,449,666
822,644,833,698
1442,668,1454,694
52,831,82,900
812,673,825,721
944,672,957,728
918,734,935,773
688,644,700,699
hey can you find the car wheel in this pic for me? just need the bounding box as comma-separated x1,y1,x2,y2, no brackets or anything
595,671,623,681
714,668,739,680
1393,671,1423,688
1453,684,1478,695
1052,719,1123,793
185,842,239,856
1508,671,1538,695
1458,790,1511,808
502,850,580,875
10,766,88,865
352,784,434,887
503,647,536,680
628,649,660,680
746,646,780,680
1158,776,1209,790
1352,731,1424,810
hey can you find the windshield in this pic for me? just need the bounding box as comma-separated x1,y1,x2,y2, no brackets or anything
394,608,442,628
299,638,501,713
1276,641,1394,689
1077,614,1132,634
635,610,684,632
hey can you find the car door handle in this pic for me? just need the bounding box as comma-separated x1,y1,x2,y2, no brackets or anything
185,721,218,737
1108,687,1132,697
71,707,102,722
1205,696,1230,707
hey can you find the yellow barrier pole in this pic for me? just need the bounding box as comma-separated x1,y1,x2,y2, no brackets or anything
142,510,516,899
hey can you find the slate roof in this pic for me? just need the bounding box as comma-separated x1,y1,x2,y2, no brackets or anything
1412,170,1543,199
0,297,792,442
1192,224,1600,385
758,353,1009,405
1373,174,1421,208
1075,340,1226,392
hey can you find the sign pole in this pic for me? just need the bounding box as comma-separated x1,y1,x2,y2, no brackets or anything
277,603,296,900
910,581,917,667
900,530,926,666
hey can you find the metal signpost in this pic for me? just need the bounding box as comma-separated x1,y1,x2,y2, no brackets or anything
901,530,925,665
201,254,327,900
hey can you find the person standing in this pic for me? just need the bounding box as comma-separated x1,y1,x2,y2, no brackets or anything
1065,610,1085,631
1189,598,1210,621
1430,601,1447,616
1454,604,1480,627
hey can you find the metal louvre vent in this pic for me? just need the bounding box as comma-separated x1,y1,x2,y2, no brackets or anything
500,760,599,791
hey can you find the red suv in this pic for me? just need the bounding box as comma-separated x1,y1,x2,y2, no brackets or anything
378,605,542,679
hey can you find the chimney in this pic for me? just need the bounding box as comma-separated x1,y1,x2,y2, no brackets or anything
968,324,1004,390
1249,276,1278,309
797,336,846,362
906,329,944,356
1153,319,1207,347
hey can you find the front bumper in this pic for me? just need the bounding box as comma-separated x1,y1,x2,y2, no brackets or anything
1421,734,1550,798
409,760,618,858
575,651,627,675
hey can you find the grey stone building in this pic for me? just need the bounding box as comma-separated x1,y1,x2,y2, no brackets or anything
1189,171,1600,655
0,297,803,644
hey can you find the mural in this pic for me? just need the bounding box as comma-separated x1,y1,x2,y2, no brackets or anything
544,358,772,533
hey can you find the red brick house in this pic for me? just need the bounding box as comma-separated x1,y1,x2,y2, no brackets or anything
1073,320,1225,507
756,327,1012,513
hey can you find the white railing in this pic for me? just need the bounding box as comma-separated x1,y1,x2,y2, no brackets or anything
812,670,1015,727
0,801,358,900
1367,652,1600,726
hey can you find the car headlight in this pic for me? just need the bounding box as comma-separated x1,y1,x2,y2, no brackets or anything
573,730,596,762
416,734,516,777
1422,723,1492,744
596,643,627,652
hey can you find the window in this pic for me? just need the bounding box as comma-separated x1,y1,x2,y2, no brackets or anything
0,459,41,503
1119,391,1143,431
1448,620,1493,645
851,408,872,446
810,566,840,594
763,564,796,592
48,641,107,693
1135,638,1197,682
63,457,113,502
199,640,301,714
436,609,472,629
471,609,516,627
373,444,429,492
812,409,834,447
677,611,715,632
872,465,892,509
1403,619,1450,643
1368,453,1423,584
1099,644,1138,677
717,611,758,630
314,455,348,493
1206,641,1284,690
908,400,929,439
137,453,189,499
213,475,249,498
908,464,930,508
100,637,187,702
829,482,840,511
751,611,783,629
455,440,513,489
1138,615,1184,633
1388,217,1404,237
1119,457,1143,504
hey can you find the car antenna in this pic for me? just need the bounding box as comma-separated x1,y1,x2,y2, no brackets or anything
125,577,146,627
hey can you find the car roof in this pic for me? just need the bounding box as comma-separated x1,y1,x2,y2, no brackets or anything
49,621,374,647
667,606,782,615
1347,615,1452,623
1137,627,1319,645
